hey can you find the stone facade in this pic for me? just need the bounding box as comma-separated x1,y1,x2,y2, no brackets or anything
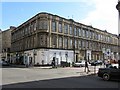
11,12,119,64
1,26,16,61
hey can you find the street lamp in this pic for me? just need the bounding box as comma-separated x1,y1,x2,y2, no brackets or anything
87,53,89,63
33,49,37,66
73,44,75,63
102,48,106,67
59,52,62,66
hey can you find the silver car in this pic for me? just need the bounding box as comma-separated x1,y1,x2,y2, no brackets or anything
73,60,86,67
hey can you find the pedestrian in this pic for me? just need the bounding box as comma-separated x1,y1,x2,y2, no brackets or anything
52,59,55,68
84,60,90,73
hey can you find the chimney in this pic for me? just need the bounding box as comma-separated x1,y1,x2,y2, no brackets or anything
10,26,16,30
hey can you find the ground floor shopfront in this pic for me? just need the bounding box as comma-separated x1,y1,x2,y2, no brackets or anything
74,50,103,62
9,48,120,66
10,49,74,66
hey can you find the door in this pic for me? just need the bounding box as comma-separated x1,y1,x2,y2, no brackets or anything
76,54,78,62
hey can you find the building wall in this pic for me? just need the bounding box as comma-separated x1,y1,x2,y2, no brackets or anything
1,26,16,61
11,12,119,64
2,30,11,51
23,49,73,65
2,29,11,61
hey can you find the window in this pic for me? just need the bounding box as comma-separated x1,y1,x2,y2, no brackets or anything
69,26,72,35
78,28,81,37
92,32,95,39
82,40,85,48
59,37,63,48
40,35,44,46
39,35,47,46
86,30,89,38
96,33,98,40
52,35,57,47
64,37,68,49
70,39,73,48
78,40,82,49
110,37,112,43
39,20,48,30
52,21,56,32
33,22,37,31
64,24,68,34
59,23,62,33
98,34,101,41
89,31,92,39
75,40,77,49
89,42,92,49
25,27,28,35
74,27,77,36
28,25,30,34
82,29,85,37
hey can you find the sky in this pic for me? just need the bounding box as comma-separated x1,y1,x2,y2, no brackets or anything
1,0,119,35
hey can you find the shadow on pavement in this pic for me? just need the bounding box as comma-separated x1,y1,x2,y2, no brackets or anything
1,66,26,68
2,74,119,89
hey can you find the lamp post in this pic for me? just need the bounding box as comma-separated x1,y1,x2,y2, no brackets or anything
73,44,75,63
88,53,89,63
59,52,62,66
102,48,105,67
33,49,37,66
65,52,68,63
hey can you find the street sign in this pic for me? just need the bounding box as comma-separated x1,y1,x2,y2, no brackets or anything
65,52,68,57
106,49,111,56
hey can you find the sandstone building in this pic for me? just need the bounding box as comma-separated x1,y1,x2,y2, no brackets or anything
11,12,119,65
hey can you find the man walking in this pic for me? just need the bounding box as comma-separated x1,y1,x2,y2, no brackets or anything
84,60,90,73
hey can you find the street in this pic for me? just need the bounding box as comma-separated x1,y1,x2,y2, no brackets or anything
1,66,120,88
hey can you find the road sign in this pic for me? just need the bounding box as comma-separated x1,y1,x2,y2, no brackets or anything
106,49,111,56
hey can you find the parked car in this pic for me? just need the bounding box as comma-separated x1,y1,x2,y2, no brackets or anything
90,60,103,66
97,64,120,81
0,61,10,66
73,60,90,67
73,60,85,67
107,64,119,68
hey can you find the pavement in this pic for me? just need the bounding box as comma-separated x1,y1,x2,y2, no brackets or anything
2,65,119,88
7,64,103,76
1,64,105,86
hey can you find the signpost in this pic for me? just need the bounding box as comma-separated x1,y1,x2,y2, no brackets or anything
106,49,111,56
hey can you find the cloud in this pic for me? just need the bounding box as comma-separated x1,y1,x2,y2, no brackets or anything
80,0,118,35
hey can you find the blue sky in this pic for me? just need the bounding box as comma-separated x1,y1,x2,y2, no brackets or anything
1,0,119,35
2,2,95,30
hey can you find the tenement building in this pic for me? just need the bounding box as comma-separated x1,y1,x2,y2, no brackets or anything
11,12,119,66
0,26,16,62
